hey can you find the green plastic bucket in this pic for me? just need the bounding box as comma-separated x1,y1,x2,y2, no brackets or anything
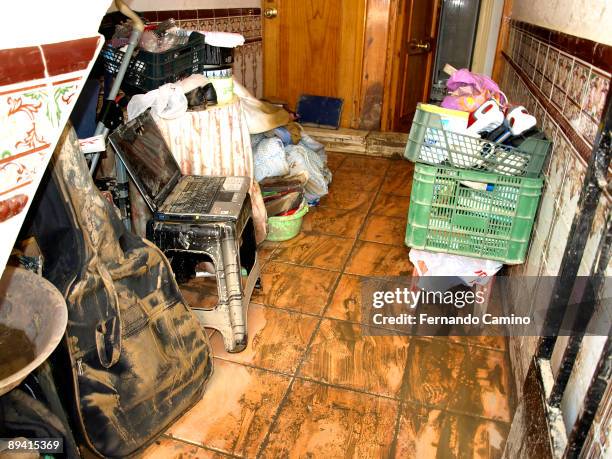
266,201,309,242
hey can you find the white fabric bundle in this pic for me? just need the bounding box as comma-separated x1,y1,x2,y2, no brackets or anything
253,137,289,182
286,144,331,198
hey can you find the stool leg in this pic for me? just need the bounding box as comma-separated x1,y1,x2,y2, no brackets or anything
191,247,242,353
221,231,247,352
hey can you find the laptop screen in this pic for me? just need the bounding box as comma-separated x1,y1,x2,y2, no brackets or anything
109,110,181,207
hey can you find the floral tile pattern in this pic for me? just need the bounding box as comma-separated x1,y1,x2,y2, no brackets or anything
0,35,103,276
504,22,610,148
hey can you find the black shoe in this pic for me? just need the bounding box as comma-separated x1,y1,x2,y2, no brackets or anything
202,82,217,106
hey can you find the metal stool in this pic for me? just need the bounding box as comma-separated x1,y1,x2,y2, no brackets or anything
147,195,260,352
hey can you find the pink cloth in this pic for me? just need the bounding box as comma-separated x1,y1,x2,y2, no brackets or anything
442,69,506,112
130,98,267,242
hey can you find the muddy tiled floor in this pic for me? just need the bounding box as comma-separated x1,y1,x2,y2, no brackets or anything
143,153,514,458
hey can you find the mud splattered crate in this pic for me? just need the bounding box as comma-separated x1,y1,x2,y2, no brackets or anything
405,163,544,264
404,106,551,178
102,34,233,94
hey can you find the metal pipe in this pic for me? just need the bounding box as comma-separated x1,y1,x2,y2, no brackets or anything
549,212,612,406
538,91,612,359
89,0,144,174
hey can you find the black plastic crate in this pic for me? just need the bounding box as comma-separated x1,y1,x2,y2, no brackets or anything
102,33,233,94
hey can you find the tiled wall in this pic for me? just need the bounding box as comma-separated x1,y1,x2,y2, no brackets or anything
0,36,104,276
139,8,263,98
500,19,612,454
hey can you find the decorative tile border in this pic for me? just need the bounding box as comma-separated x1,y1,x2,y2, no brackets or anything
510,19,612,75
505,22,610,154
137,8,262,41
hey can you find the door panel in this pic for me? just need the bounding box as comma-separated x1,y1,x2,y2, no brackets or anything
263,0,366,128
390,0,440,132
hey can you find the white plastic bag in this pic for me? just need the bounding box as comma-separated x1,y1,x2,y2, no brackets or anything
409,249,502,286
253,137,289,182
127,83,188,121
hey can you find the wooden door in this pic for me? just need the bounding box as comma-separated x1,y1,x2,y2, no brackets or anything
385,0,440,132
262,0,366,128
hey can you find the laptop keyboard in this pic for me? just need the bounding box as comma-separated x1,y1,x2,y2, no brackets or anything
166,177,224,214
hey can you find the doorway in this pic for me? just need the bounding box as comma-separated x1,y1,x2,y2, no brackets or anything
382,0,442,132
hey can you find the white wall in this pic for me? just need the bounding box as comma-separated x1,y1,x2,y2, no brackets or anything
4,0,111,48
512,0,612,45
108,0,260,11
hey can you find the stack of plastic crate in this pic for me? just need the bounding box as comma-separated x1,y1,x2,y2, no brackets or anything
102,33,233,94
404,105,552,264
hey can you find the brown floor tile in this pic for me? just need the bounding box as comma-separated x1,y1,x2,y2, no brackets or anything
461,335,508,352
448,346,512,422
382,163,413,199
302,206,368,238
168,359,291,458
380,168,413,196
394,403,509,459
401,338,468,408
345,241,413,277
271,232,354,271
326,152,347,172
319,188,375,211
386,160,414,178
324,275,409,333
331,169,383,192
251,262,338,314
360,214,406,246
209,303,318,373
262,379,398,458
299,319,410,397
142,438,228,458
337,155,391,176
370,193,411,218
325,274,365,323
257,241,279,260
181,276,219,309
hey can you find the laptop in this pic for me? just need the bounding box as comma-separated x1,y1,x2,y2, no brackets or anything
109,110,250,223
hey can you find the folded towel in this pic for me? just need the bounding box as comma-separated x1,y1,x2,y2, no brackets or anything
198,31,245,48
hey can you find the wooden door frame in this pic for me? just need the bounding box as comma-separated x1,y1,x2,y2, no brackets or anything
381,0,442,132
491,0,513,83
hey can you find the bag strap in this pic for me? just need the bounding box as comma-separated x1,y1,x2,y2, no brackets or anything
94,262,122,368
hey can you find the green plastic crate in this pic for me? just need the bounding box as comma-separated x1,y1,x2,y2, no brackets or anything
405,163,543,264
404,106,551,178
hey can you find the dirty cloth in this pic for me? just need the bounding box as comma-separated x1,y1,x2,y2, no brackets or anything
233,81,292,134
149,98,268,243
286,143,331,199
441,68,507,112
